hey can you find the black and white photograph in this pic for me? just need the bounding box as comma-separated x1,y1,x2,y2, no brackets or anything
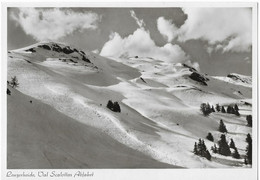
1,1,258,180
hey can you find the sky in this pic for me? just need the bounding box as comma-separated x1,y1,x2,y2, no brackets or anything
7,7,252,76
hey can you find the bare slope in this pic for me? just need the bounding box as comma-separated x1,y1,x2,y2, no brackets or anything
7,86,176,168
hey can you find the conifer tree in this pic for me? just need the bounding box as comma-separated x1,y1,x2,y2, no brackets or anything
234,104,239,111
113,101,121,112
229,138,236,149
200,103,211,116
216,104,221,112
193,142,198,155
211,105,215,112
218,134,231,156
221,106,226,113
7,88,11,95
206,132,214,142
10,76,19,88
211,144,218,153
107,100,114,110
246,115,252,127
219,119,228,133
234,110,240,116
232,147,240,159
245,133,252,165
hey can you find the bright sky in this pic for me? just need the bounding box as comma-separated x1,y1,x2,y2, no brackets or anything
7,7,252,76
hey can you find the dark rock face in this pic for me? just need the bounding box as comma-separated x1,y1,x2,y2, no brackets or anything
82,56,90,63
62,46,74,54
182,63,197,72
38,45,51,50
25,48,36,52
52,44,62,52
189,72,209,86
80,50,85,55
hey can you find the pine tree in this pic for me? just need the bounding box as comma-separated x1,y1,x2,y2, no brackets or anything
219,119,228,133
227,105,232,113
10,76,19,88
234,104,239,111
206,132,214,142
200,103,212,116
218,134,231,156
232,147,240,159
113,101,121,112
211,105,215,112
221,106,226,113
211,144,218,153
216,104,221,112
193,142,198,155
229,138,236,149
234,110,240,116
246,115,252,127
245,133,252,165
106,100,114,111
7,88,11,95
244,158,248,165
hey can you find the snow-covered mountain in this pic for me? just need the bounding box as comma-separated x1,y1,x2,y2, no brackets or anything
7,42,252,168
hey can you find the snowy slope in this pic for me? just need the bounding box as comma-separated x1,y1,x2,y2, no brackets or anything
7,42,252,168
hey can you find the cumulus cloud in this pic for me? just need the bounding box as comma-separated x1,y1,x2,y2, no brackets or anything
157,8,252,53
10,8,101,41
130,10,145,28
100,28,189,63
157,17,178,42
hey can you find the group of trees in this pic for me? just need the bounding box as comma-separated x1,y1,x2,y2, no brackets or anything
193,139,211,160
226,104,240,116
200,103,214,116
215,103,240,116
210,134,240,159
200,103,240,117
106,100,121,112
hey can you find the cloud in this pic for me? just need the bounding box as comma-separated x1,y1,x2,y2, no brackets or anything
157,17,178,42
10,8,101,41
130,10,145,28
100,28,190,63
157,8,252,52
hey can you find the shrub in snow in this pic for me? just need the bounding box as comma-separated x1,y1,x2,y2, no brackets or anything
218,119,227,133
206,132,214,142
218,134,231,156
246,115,252,127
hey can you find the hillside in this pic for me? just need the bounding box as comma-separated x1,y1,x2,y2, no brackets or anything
7,42,252,168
